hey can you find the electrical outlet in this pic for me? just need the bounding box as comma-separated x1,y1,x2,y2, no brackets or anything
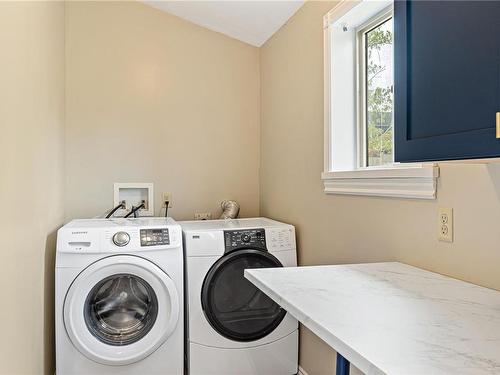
194,212,212,220
438,207,453,242
162,192,172,208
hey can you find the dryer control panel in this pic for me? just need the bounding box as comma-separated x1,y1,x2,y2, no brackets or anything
224,228,266,253
266,227,295,251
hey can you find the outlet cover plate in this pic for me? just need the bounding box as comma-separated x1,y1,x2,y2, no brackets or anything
438,207,453,242
194,212,212,220
162,192,173,208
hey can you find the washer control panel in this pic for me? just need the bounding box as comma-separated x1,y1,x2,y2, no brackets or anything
140,228,170,247
224,228,266,253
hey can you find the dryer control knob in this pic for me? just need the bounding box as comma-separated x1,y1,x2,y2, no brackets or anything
113,231,130,247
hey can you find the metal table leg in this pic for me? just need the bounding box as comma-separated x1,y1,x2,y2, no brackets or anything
336,353,350,375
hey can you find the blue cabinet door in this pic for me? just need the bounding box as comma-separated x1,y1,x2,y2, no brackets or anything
394,0,500,162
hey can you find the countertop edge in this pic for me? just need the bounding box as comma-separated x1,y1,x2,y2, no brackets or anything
244,269,386,375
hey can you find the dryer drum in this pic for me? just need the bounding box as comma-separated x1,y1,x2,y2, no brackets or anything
201,249,286,342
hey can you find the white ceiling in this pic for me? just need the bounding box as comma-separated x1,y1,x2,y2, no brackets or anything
142,1,305,47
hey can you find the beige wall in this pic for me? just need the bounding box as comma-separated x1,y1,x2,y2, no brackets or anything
260,1,500,374
0,2,65,374
4,1,500,374
65,1,261,221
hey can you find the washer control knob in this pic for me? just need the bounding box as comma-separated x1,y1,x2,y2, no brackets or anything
113,231,130,247
241,234,251,243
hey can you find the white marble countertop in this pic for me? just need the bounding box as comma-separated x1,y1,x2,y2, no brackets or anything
245,262,500,375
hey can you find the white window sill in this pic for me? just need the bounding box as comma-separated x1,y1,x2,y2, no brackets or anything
321,164,439,199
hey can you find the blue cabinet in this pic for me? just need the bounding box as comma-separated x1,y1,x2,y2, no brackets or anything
394,0,500,162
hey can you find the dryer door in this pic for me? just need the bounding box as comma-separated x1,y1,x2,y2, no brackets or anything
64,255,179,365
201,249,286,342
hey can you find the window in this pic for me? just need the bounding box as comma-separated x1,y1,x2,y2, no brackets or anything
322,0,438,199
359,14,393,167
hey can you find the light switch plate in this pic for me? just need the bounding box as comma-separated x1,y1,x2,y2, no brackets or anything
438,207,453,242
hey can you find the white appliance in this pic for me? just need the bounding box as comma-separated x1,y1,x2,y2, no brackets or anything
56,218,183,375
181,218,298,375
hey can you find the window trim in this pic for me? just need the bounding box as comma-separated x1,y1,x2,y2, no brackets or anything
323,0,439,200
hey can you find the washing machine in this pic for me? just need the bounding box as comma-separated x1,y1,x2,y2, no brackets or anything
181,218,298,375
55,218,183,374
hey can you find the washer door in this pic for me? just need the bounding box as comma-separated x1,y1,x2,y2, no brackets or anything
201,249,286,342
64,255,179,365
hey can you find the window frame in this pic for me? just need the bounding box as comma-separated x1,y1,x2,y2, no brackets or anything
322,0,438,200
